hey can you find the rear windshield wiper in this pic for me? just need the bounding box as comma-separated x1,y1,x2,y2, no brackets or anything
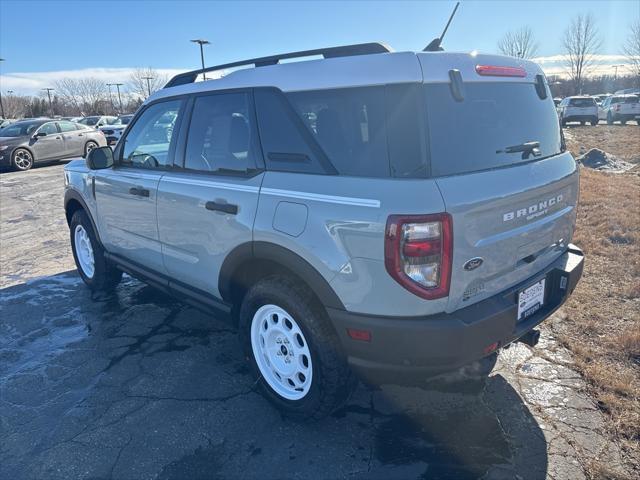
496,141,541,159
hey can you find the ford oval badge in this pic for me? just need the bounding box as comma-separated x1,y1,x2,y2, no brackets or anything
464,257,484,271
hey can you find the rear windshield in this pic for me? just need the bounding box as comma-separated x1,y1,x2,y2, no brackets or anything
425,83,562,177
569,98,596,107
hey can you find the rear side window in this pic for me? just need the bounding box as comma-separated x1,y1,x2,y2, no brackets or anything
569,98,595,107
58,121,77,132
254,89,331,175
287,87,390,178
184,93,259,174
425,82,562,177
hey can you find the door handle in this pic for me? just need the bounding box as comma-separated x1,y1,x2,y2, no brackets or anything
205,201,238,214
78,133,84,137
129,187,150,197
55,136,61,139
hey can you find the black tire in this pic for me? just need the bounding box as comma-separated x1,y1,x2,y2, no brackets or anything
580,121,585,126
70,209,122,292
591,118,598,126
11,148,34,171
620,119,627,125
84,141,98,157
607,112,614,125
239,275,357,420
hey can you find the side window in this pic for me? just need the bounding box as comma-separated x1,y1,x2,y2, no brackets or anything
120,100,182,169
287,87,390,178
58,121,77,132
184,92,258,174
254,89,331,175
39,122,58,135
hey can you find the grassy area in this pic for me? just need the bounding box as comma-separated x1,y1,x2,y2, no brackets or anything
552,128,640,474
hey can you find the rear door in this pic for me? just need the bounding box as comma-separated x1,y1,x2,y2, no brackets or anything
57,121,83,156
418,54,579,313
95,98,184,274
157,91,263,296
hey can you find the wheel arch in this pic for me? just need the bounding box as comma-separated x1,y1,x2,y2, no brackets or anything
64,189,103,247
219,241,345,312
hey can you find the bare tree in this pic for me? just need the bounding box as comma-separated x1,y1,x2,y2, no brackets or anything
53,77,108,114
563,13,601,94
128,67,168,100
2,94,31,118
497,26,538,59
622,19,640,86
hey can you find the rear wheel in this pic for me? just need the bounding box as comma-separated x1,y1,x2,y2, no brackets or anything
84,141,98,157
11,148,34,171
70,210,122,292
239,275,356,420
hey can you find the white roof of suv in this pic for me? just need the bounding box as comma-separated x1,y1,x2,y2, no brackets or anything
148,43,546,104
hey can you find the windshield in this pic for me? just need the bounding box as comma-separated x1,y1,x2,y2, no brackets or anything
0,121,42,137
425,82,561,177
78,117,99,126
569,98,595,107
118,115,133,125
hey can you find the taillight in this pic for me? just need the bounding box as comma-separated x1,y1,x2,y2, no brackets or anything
384,213,453,300
475,65,526,77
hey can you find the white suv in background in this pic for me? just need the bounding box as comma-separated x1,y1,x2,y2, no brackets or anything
598,94,640,125
557,96,598,126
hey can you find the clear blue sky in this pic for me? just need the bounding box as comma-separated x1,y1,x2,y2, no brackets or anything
0,0,636,74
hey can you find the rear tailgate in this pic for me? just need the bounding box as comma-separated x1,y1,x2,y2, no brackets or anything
436,154,578,312
417,53,579,313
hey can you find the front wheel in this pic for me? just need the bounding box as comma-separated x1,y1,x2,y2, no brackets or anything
70,210,122,292
11,148,34,171
239,275,356,420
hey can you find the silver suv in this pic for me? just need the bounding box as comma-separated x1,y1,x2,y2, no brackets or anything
64,43,584,418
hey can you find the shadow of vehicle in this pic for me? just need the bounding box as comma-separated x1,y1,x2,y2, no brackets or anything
0,271,547,480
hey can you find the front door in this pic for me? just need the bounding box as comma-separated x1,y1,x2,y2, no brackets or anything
95,99,184,274
31,122,64,161
157,91,263,296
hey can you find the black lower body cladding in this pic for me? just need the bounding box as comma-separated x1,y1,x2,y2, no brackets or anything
327,245,584,386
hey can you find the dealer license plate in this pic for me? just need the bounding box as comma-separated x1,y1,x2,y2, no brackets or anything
518,279,546,321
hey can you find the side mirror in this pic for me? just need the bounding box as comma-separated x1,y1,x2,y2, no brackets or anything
86,146,114,169
35,131,47,137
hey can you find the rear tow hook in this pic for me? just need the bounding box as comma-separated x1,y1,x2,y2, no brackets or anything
517,329,541,347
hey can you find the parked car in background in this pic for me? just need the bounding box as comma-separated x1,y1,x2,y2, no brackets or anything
598,94,640,125
78,115,118,128
0,119,106,171
65,45,584,418
553,97,562,107
557,96,598,126
98,114,134,146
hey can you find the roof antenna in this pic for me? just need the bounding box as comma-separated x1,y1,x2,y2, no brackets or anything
423,2,460,52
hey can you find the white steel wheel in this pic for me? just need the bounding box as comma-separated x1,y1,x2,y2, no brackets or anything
74,224,95,279
250,304,313,401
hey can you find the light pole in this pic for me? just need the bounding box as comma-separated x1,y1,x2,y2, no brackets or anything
42,88,55,117
106,83,115,114
113,83,124,113
190,39,210,80
142,76,154,97
0,58,5,119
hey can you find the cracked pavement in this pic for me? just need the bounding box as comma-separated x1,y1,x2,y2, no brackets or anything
0,164,628,479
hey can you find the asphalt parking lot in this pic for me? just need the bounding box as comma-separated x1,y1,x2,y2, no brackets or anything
0,162,627,480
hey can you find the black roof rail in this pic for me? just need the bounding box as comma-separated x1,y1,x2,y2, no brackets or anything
164,42,393,89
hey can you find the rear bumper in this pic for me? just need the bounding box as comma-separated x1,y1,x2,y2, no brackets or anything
563,115,597,122
327,245,584,386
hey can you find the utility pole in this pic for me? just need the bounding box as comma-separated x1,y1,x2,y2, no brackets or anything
0,58,5,119
106,83,116,114
142,76,154,97
113,83,124,113
42,88,55,117
190,39,210,80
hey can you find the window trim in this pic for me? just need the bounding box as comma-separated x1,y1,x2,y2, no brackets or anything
171,87,266,179
114,96,187,172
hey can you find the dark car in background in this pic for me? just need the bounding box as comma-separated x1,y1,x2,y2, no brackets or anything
0,119,107,171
